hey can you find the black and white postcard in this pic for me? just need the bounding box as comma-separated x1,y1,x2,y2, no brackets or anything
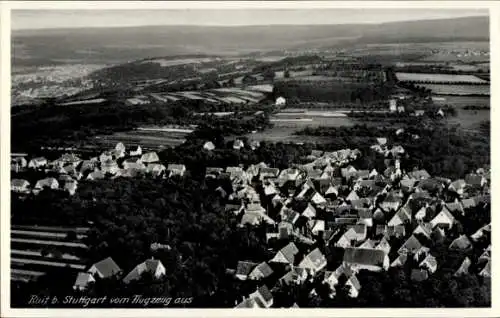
1,1,497,317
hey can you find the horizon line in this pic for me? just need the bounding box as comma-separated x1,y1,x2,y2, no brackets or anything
12,14,488,32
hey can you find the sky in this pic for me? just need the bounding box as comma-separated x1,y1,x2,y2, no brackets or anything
11,8,488,30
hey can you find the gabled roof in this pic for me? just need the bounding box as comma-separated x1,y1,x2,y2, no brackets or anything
398,235,423,254
123,259,164,284
256,285,273,302
449,235,472,250
11,179,29,188
420,254,437,270
390,254,407,267
343,248,387,267
454,257,471,276
408,169,431,180
276,242,299,264
300,248,327,270
465,173,484,186
252,262,274,278
141,152,159,163
461,198,476,210
90,257,121,278
359,239,376,249
236,261,258,276
73,272,95,289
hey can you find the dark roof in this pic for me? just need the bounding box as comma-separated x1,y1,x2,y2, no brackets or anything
91,257,121,278
253,262,274,278
236,261,258,276
399,235,423,253
449,235,472,250
257,285,273,302
465,174,484,186
411,269,429,282
343,248,387,266
280,242,299,263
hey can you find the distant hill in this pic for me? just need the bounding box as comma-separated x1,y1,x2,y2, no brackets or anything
12,16,488,67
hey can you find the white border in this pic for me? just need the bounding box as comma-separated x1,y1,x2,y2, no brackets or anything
1,1,498,317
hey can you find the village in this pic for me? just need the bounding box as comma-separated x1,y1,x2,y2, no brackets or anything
10,125,491,308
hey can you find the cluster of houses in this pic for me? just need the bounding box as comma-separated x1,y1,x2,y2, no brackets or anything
199,141,490,307
11,143,187,196
73,255,167,291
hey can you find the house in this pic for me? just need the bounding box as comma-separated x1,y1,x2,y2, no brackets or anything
448,179,467,195
240,212,273,227
419,254,437,273
335,225,367,248
346,275,362,298
346,190,360,202
73,272,95,291
34,177,59,190
375,237,391,254
398,235,424,255
167,164,187,177
11,179,30,193
115,142,127,157
357,209,373,227
141,152,160,164
430,207,455,229
307,220,325,236
385,225,406,238
478,260,491,277
248,262,274,280
411,269,429,282
99,151,114,163
413,223,433,239
279,267,309,286
270,242,299,265
235,261,259,280
465,173,487,187
310,192,327,206
471,224,491,241
130,145,142,157
259,167,280,180
101,159,119,175
64,180,78,196
415,206,427,221
88,257,122,279
123,158,144,170
123,258,166,284
454,257,471,276
87,170,105,181
449,235,473,251
28,157,47,169
146,164,166,177
341,165,357,178
11,157,27,172
234,297,259,309
387,207,411,226
298,248,327,275
408,169,431,180
233,139,245,150
444,202,464,216
359,239,376,249
400,177,417,192
248,285,273,308
461,198,477,210
203,141,216,151
376,137,387,146
380,192,402,212
390,254,408,267
343,248,390,272
275,96,286,106
300,203,317,219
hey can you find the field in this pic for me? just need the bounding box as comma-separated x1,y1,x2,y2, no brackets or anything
448,109,490,130
432,95,490,108
11,225,89,283
422,84,489,96
149,87,269,105
244,108,356,143
92,128,193,150
395,72,488,84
